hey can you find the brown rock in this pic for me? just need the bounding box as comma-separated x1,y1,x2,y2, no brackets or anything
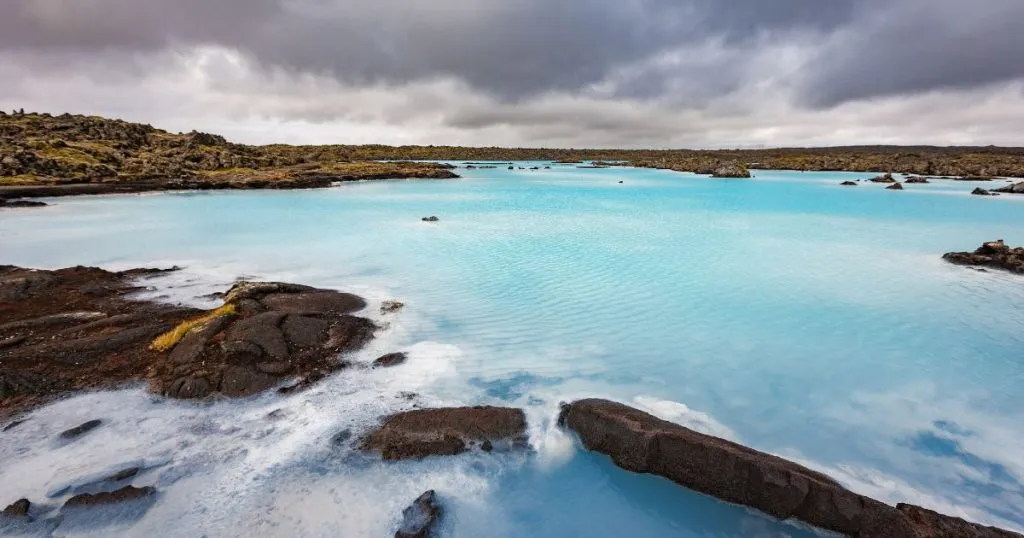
943,240,1024,274
897,504,1021,538
63,486,155,508
260,291,366,315
971,187,997,196
166,376,214,399
2,499,30,518
886,182,904,190
904,176,930,184
395,490,442,538
559,399,1021,538
361,407,528,460
869,173,897,183
280,315,330,349
373,352,408,368
220,365,277,397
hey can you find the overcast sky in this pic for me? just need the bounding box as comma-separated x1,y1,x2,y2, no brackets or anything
2,0,1023,148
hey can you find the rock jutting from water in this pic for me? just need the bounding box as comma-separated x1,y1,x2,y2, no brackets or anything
869,173,897,183
943,240,1024,274
0,199,47,208
0,265,377,416
993,181,1024,194
886,182,904,190
373,352,408,368
394,490,442,538
710,162,751,178
972,187,998,196
558,399,1021,538
904,176,930,184
840,181,858,186
421,216,440,222
360,406,528,460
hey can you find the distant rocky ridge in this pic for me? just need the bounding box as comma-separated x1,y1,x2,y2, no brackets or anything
3,111,1024,200
0,111,458,198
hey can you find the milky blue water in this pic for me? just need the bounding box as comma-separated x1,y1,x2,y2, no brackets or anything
1,165,1023,536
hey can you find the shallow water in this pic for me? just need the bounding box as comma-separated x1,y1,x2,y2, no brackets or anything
1,165,1023,536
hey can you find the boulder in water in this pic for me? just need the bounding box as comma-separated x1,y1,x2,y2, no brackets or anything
943,240,1024,274
421,216,439,222
840,181,857,186
373,352,408,368
993,181,1024,194
361,406,528,460
971,188,997,196
395,490,442,538
869,173,897,183
886,182,904,190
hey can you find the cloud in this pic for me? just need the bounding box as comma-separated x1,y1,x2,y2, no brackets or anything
0,0,1022,146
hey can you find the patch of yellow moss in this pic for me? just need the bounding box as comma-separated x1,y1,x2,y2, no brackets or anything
150,304,236,352
38,146,99,165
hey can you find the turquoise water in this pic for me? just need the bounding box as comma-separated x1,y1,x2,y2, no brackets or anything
1,165,1023,536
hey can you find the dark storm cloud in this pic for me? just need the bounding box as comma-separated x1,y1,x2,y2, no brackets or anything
0,0,853,99
799,0,1024,107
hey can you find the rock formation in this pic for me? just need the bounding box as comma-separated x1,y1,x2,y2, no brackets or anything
394,490,442,538
360,407,528,460
559,399,1020,538
943,240,1024,274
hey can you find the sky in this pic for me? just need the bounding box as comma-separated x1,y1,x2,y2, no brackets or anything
1,0,1023,148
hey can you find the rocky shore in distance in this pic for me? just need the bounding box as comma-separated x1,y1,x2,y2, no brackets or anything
0,264,379,417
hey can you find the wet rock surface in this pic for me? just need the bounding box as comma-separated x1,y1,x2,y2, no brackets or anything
374,352,408,368
943,240,1024,274
840,181,857,186
421,216,440,222
395,490,442,538
710,163,751,178
897,504,1021,538
559,399,1020,538
972,187,998,196
904,176,930,184
58,419,103,440
0,265,376,416
886,182,904,190
63,486,155,509
380,300,405,314
361,406,528,460
869,172,897,183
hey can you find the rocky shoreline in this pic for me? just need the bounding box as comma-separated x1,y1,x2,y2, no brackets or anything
0,265,380,417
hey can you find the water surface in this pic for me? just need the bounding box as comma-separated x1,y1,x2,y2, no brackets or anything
1,165,1022,536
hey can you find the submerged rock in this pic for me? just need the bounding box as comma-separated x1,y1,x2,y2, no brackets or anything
840,181,857,186
421,216,439,222
559,399,1019,538
63,486,155,509
886,182,904,190
59,419,102,440
904,176,930,184
943,240,1024,274
361,406,528,460
395,490,442,538
993,181,1024,194
380,300,405,314
0,199,47,208
971,187,997,196
373,352,408,368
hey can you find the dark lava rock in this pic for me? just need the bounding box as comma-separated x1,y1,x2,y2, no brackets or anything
395,490,442,538
993,181,1024,194
2,419,26,432
710,163,751,178
560,399,1020,538
361,407,528,460
840,181,857,186
374,352,408,368
869,173,897,183
59,419,102,440
2,499,30,518
943,240,1024,274
380,300,405,314
886,182,904,190
0,265,376,416
508,166,514,170
904,176,930,184
956,176,993,181
421,216,440,222
331,429,353,446
0,199,47,208
63,486,155,508
897,504,1021,538
972,187,997,196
